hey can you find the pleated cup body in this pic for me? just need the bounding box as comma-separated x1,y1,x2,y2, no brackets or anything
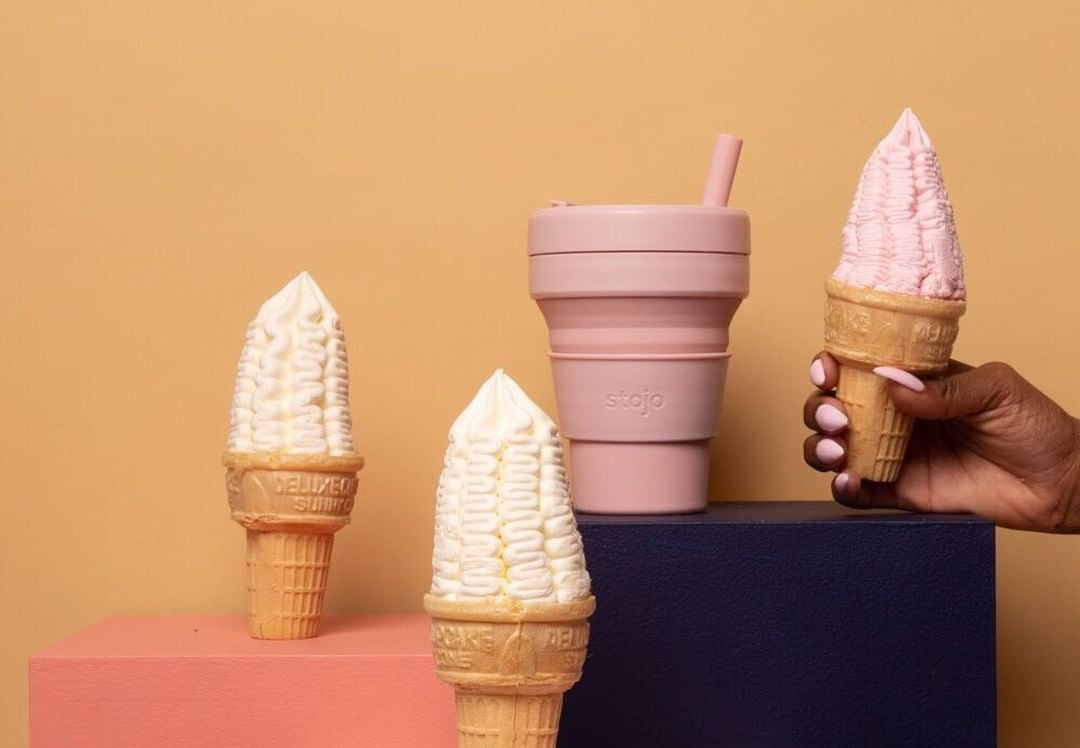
529,205,750,513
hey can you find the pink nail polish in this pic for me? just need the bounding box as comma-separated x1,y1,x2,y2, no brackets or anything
814,404,848,433
834,473,850,495
809,359,826,388
815,438,844,464
873,366,926,392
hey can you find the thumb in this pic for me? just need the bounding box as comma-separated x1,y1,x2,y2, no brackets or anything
875,362,1017,421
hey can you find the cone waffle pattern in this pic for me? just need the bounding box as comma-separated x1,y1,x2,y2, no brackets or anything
425,595,595,748
834,366,914,482
456,693,562,748
823,278,964,483
246,530,335,640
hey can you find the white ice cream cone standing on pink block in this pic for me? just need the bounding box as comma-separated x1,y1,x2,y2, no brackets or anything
223,272,363,640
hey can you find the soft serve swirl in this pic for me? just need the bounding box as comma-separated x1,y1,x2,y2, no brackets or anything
833,108,965,300
430,370,591,604
227,272,355,456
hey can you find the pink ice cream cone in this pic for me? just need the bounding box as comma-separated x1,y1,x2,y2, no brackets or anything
824,109,967,482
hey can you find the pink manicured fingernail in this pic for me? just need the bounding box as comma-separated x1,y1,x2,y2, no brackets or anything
873,366,926,392
815,438,844,464
809,358,826,388
814,404,848,433
834,472,850,495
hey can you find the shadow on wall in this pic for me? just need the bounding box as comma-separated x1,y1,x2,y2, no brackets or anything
709,388,760,501
996,529,1080,747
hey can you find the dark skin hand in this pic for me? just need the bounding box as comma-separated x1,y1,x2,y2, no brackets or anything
804,354,1080,532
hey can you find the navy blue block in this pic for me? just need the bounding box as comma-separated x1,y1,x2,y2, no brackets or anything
561,502,996,748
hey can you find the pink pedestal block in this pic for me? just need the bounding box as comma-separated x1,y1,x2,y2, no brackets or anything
30,615,456,748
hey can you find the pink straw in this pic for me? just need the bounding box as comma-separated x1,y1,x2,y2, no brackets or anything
701,133,743,207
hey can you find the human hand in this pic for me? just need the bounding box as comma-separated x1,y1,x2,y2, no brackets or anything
803,354,1080,532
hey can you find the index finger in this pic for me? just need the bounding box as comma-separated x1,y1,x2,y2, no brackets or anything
809,352,840,392
945,359,975,376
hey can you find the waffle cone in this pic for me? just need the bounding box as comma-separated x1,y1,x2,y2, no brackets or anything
224,451,363,639
424,594,596,748
823,278,965,482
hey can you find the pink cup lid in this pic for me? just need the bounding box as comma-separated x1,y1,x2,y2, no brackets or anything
528,204,750,256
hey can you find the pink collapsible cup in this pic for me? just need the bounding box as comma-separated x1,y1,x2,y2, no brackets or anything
528,204,751,514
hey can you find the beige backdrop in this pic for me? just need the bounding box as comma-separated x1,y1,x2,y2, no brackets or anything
3,1,1079,745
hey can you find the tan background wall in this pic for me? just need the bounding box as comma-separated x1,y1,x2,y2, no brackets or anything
2,1,1078,744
